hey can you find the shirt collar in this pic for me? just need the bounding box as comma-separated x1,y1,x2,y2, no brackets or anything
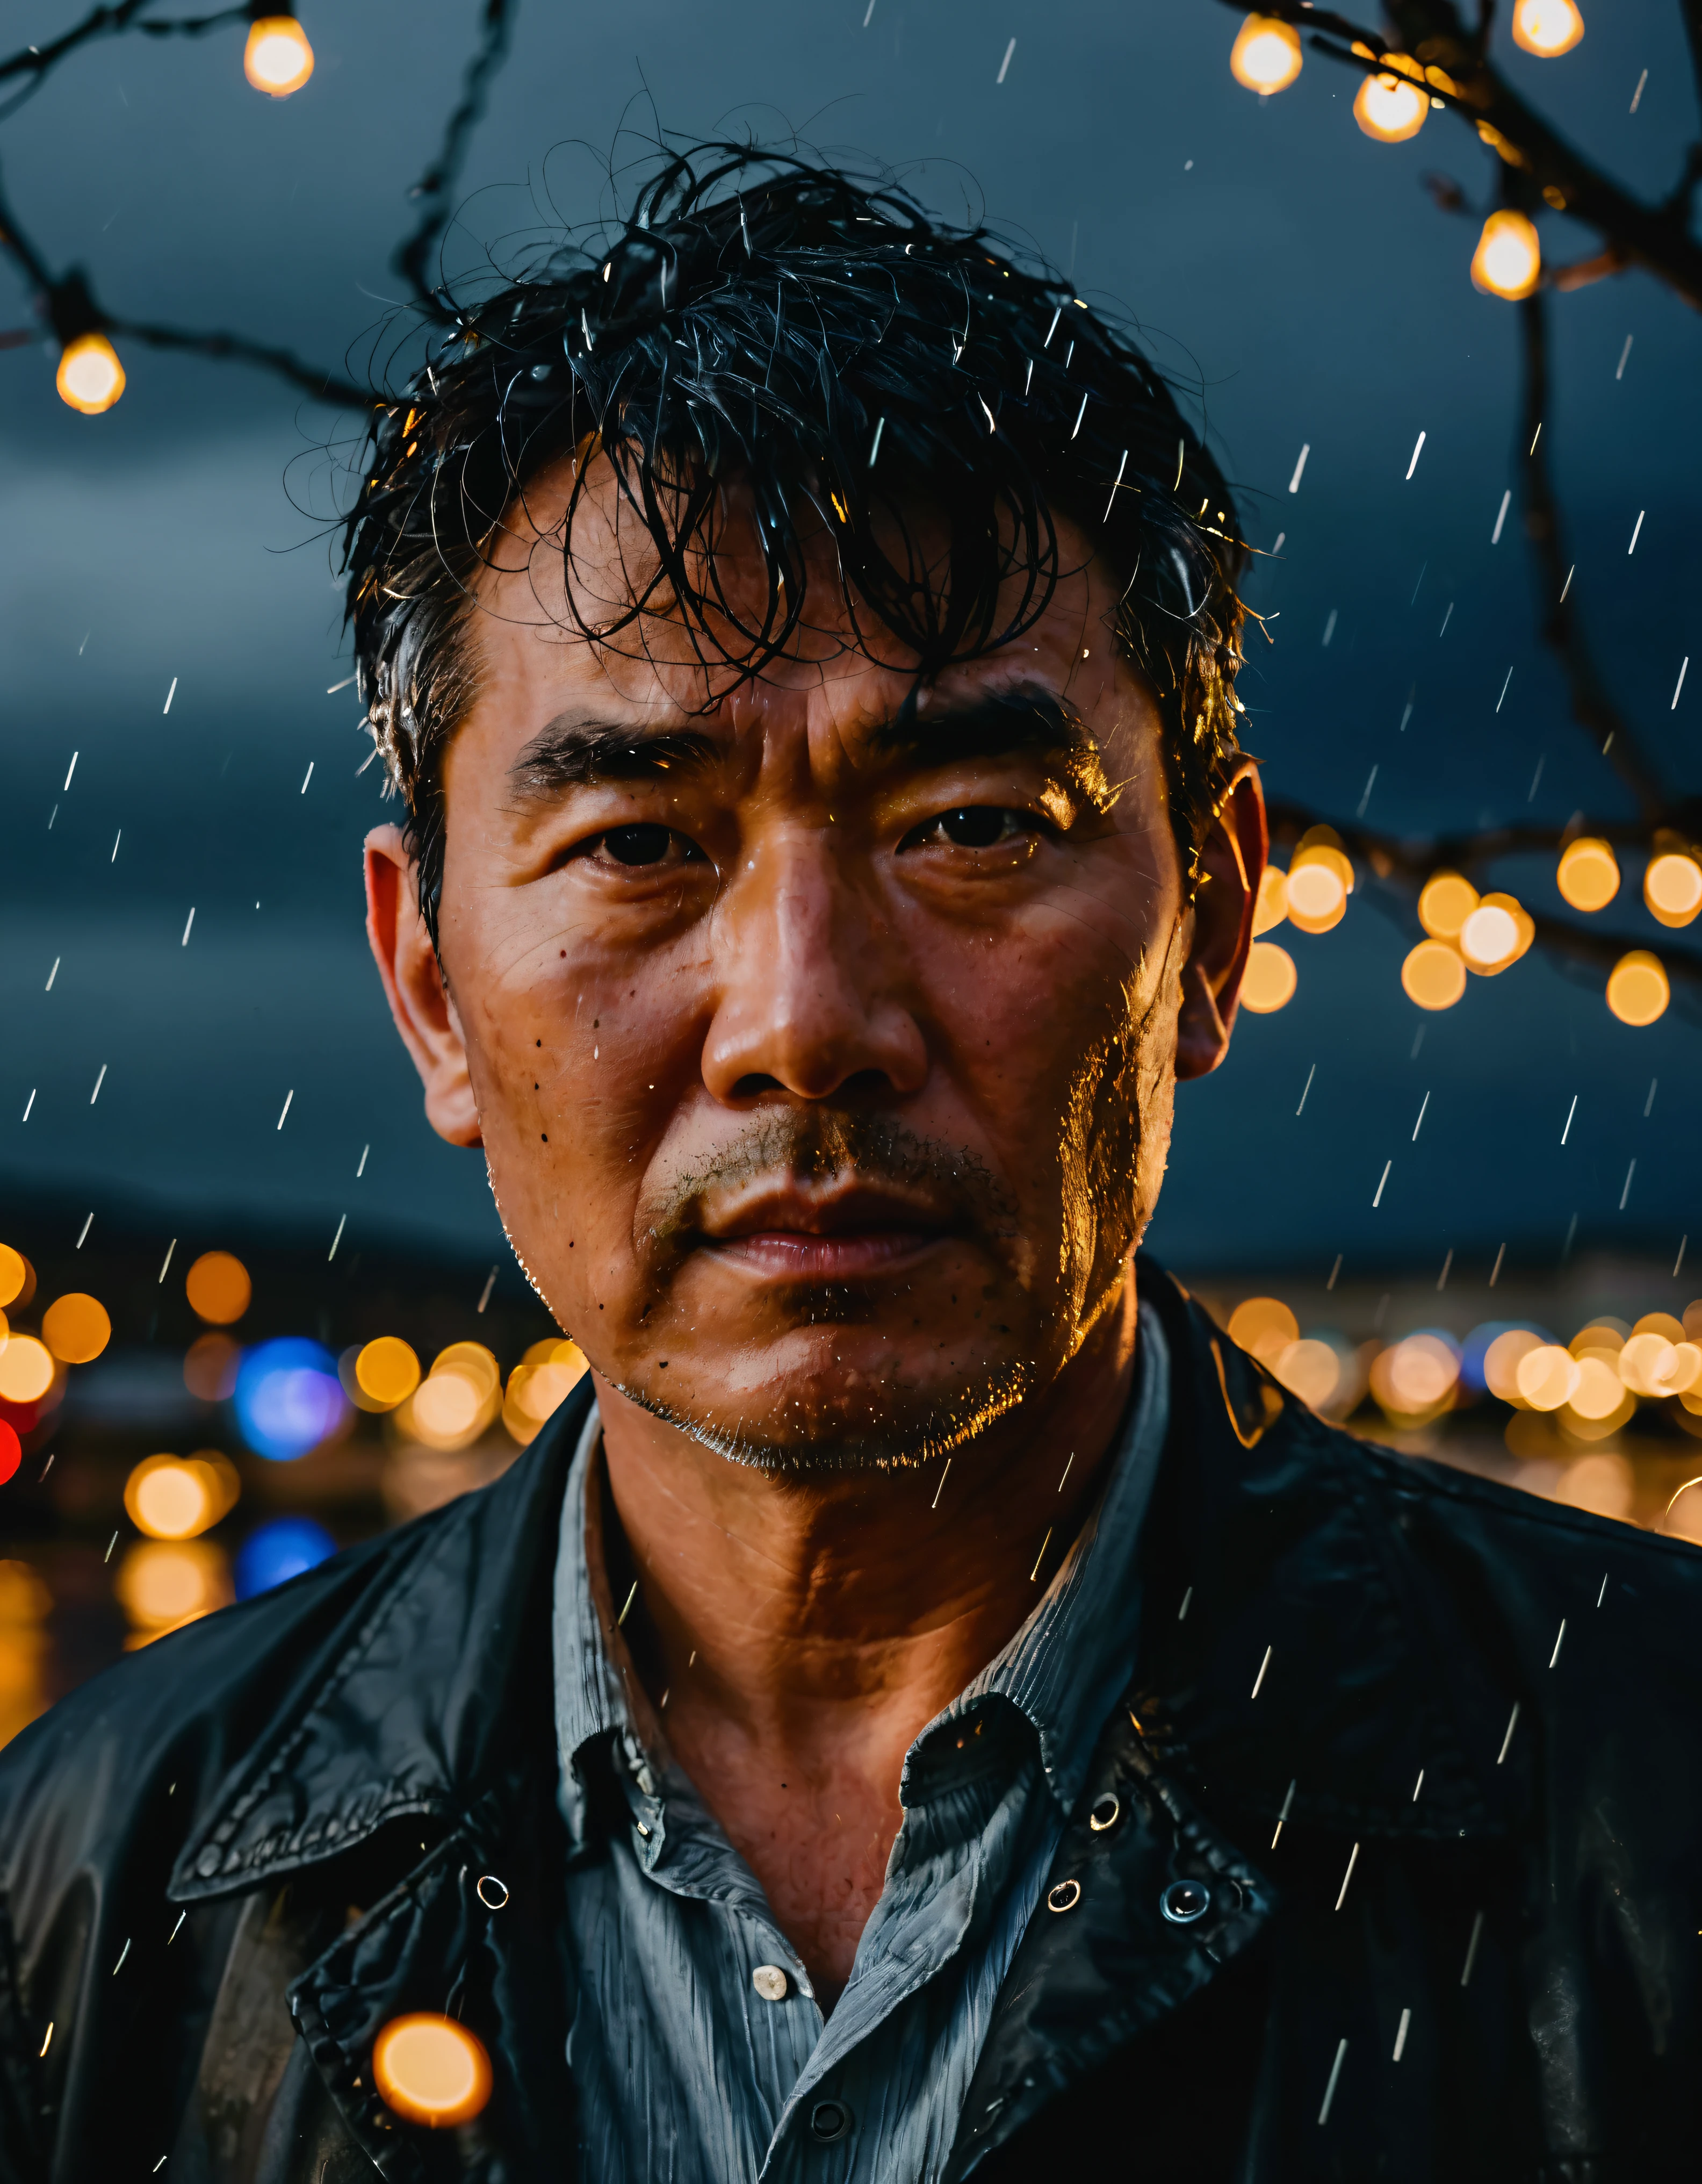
552,1302,1170,1833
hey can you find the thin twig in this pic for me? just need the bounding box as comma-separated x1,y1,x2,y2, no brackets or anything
0,3,244,89
393,0,515,312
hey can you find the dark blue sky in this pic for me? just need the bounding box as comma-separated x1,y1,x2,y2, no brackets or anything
2,0,1697,1281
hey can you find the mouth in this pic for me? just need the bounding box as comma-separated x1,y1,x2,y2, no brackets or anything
694,1180,955,1281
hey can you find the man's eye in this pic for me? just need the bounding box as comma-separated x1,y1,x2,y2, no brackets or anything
912,807,1029,850
598,824,701,867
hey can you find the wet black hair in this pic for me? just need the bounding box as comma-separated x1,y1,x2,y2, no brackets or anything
341,142,1249,942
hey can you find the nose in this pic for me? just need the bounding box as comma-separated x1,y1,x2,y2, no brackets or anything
701,832,928,1105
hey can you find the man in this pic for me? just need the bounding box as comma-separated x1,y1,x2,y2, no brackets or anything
2,146,1698,2182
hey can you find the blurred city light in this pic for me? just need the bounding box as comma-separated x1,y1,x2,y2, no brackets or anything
354,1337,421,1410
1516,1343,1580,1411
0,1245,27,1309
1555,837,1619,911
234,1338,348,1460
1239,940,1297,1014
124,1452,240,1540
1605,950,1670,1026
0,1424,20,1486
0,1336,55,1405
1471,210,1541,300
1480,1325,1546,1403
1643,851,1702,928
1353,69,1427,142
41,1292,111,1364
1228,1297,1299,1363
1401,938,1467,1011
186,1251,252,1326
184,1332,242,1402
1229,13,1302,93
234,1517,335,1599
1371,1331,1460,1419
503,1341,589,1444
116,1539,230,1645
243,15,315,96
1511,0,1584,57
0,1560,51,1748
54,333,125,415
1268,1336,1342,1409
399,1342,502,1451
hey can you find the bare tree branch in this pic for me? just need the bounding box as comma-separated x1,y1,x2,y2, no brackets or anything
1213,0,1702,308
0,2,243,90
394,0,515,313
1517,287,1669,821
105,313,366,407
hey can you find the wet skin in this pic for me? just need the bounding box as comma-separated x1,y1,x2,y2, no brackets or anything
367,464,1265,2002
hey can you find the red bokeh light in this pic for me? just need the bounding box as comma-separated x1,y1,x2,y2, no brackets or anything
0,1423,21,1486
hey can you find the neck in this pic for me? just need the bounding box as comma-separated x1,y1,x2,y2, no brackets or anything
593,1270,1141,1761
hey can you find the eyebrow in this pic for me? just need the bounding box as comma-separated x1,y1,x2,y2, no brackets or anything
870,685,1099,770
506,715,721,806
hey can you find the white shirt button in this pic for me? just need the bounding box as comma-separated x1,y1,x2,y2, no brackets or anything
751,1964,789,2002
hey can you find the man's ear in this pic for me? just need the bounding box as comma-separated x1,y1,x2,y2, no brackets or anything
364,825,483,1147
1174,766,1267,1082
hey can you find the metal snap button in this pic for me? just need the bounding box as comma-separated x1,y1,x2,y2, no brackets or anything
1046,1878,1082,1913
751,1963,789,2002
1088,1792,1121,1833
809,2098,852,2143
475,1874,509,1910
1160,1878,1211,1924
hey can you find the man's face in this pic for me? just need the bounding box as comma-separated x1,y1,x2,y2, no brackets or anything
369,466,1260,1470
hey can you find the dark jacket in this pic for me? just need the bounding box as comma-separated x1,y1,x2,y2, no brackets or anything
2,1262,1699,2182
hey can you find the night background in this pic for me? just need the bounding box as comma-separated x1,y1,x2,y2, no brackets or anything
2,0,1699,1732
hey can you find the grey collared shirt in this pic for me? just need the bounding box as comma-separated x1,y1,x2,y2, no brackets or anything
552,1304,1169,2184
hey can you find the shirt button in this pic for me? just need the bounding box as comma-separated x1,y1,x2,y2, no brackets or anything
751,1963,789,2002
809,2098,853,2143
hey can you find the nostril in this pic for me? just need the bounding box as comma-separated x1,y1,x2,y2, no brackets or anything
731,1074,785,1100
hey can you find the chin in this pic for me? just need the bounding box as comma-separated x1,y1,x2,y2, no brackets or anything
608,1353,1036,1476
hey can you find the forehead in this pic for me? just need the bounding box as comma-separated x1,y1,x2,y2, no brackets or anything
460,453,1162,779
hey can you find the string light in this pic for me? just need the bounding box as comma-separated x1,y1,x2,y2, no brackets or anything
1556,836,1620,911
1285,830,1354,935
1459,892,1533,974
1472,210,1542,300
1402,938,1467,1011
243,13,315,97
55,333,125,415
1643,850,1702,928
1240,941,1297,1014
1354,70,1429,143
1606,949,1670,1026
1230,14,1303,94
1418,870,1478,941
1511,0,1585,58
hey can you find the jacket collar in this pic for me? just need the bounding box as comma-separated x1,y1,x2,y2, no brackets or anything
170,1260,1520,1906
170,1383,594,1902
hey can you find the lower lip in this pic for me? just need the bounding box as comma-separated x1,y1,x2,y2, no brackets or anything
706,1230,943,1279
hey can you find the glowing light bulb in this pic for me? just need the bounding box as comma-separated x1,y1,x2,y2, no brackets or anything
1230,14,1303,94
55,332,125,415
1511,0,1584,57
1517,1343,1580,1411
373,2015,492,2128
1471,210,1541,300
244,15,314,97
1239,940,1297,1014
1644,851,1702,928
1418,871,1478,941
1459,893,1532,975
1354,71,1429,142
1606,949,1669,1025
1401,938,1467,1011
1556,836,1619,911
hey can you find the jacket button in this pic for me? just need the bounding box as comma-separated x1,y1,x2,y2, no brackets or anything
1160,1878,1211,1924
810,2099,853,2143
1046,1878,1082,1913
751,1964,789,2001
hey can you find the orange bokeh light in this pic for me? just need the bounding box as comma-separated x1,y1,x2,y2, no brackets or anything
184,1332,242,1402
41,1292,111,1364
1401,938,1467,1011
243,15,315,96
1644,852,1702,929
1605,950,1669,1027
186,1252,251,1326
1471,210,1541,300
1418,871,1478,941
0,1246,26,1311
1230,13,1303,93
1354,70,1428,142
1556,837,1619,912
1239,940,1297,1013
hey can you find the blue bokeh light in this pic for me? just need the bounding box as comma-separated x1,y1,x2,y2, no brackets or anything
235,1516,336,1600
233,1337,348,1461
